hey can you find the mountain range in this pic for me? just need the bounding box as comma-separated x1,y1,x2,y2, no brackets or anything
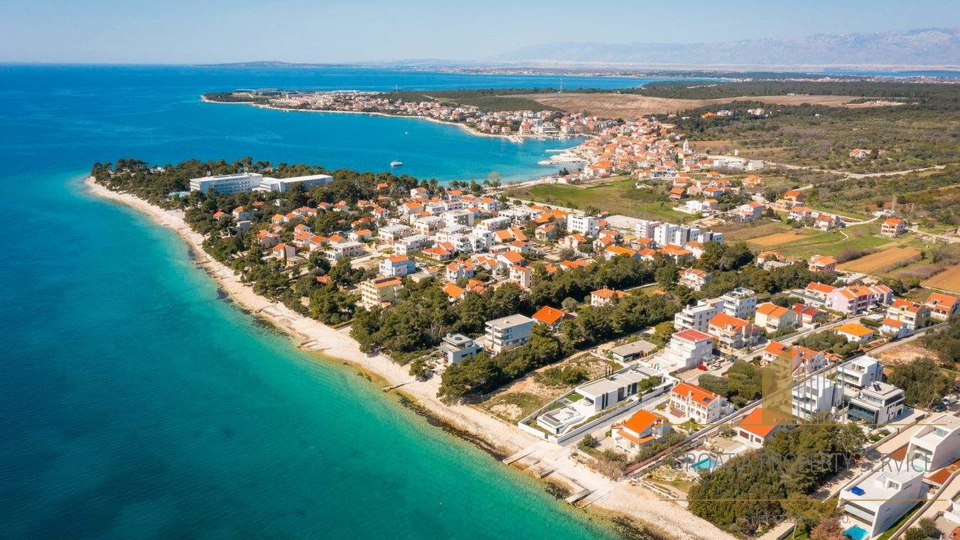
490,28,960,67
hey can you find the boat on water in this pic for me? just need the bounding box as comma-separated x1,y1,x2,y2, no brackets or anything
390,160,403,167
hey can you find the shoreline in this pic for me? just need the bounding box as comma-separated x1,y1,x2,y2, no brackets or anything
200,94,582,142
84,175,739,540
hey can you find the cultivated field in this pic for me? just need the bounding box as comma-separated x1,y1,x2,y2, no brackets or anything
749,232,809,247
837,246,922,273
513,93,899,119
922,265,960,294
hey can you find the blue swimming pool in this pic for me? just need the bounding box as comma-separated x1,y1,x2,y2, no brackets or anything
692,456,720,471
845,524,869,540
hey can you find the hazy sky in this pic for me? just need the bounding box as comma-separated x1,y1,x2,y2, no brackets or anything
1,0,957,64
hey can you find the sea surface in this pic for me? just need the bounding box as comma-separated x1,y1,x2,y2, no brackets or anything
0,65,687,540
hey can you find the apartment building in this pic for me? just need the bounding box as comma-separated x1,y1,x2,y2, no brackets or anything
669,382,731,424
828,286,875,315
708,312,761,349
880,217,907,237
754,302,799,334
189,172,264,194
379,255,417,277
483,314,534,355
720,287,757,319
674,298,725,332
566,214,601,236
656,329,714,372
926,292,959,322
359,276,403,309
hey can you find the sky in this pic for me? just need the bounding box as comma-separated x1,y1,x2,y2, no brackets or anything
1,0,957,64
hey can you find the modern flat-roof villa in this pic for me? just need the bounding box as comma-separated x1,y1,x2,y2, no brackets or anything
535,365,674,439
846,382,906,426
837,356,884,396
906,414,960,473
839,469,925,539
439,334,483,365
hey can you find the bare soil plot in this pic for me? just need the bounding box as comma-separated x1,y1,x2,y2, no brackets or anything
922,264,960,294
749,232,809,247
876,343,938,366
514,93,899,119
837,246,922,273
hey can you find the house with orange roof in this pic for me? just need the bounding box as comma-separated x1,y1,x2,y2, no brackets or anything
882,299,930,336
531,306,570,330
422,245,454,261
558,233,588,250
679,268,712,291
612,410,671,452
590,288,628,307
603,245,637,260
535,223,557,241
349,228,372,242
445,260,475,282
360,276,403,309
269,243,297,263
668,382,731,424
880,217,906,237
788,205,814,221
442,282,467,302
804,282,836,303
835,322,875,344
231,206,250,220
791,303,828,326
736,407,789,449
257,229,280,248
497,250,525,268
379,254,417,277
659,244,693,263
754,302,799,334
828,285,875,315
808,254,837,274
668,187,686,200
926,292,959,322
708,312,761,349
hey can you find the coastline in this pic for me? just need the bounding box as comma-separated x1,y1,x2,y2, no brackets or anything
200,94,572,142
84,175,739,540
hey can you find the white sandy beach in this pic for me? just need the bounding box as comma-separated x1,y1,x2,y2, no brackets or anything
85,176,738,540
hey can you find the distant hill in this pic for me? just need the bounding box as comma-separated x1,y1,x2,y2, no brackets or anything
491,28,960,67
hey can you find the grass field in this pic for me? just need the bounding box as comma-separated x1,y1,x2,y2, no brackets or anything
923,265,960,294
837,247,922,273
508,179,691,222
774,223,894,259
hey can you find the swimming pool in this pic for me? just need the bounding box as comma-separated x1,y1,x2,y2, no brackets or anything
692,456,720,471
845,524,869,540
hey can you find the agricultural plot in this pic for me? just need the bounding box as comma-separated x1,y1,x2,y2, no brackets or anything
837,247,922,273
922,265,960,294
749,232,809,247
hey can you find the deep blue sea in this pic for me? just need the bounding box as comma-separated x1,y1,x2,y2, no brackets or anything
0,65,683,540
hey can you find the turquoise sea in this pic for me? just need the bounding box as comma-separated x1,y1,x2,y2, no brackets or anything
0,65,675,539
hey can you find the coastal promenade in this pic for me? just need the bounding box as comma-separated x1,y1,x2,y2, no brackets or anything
86,176,740,540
